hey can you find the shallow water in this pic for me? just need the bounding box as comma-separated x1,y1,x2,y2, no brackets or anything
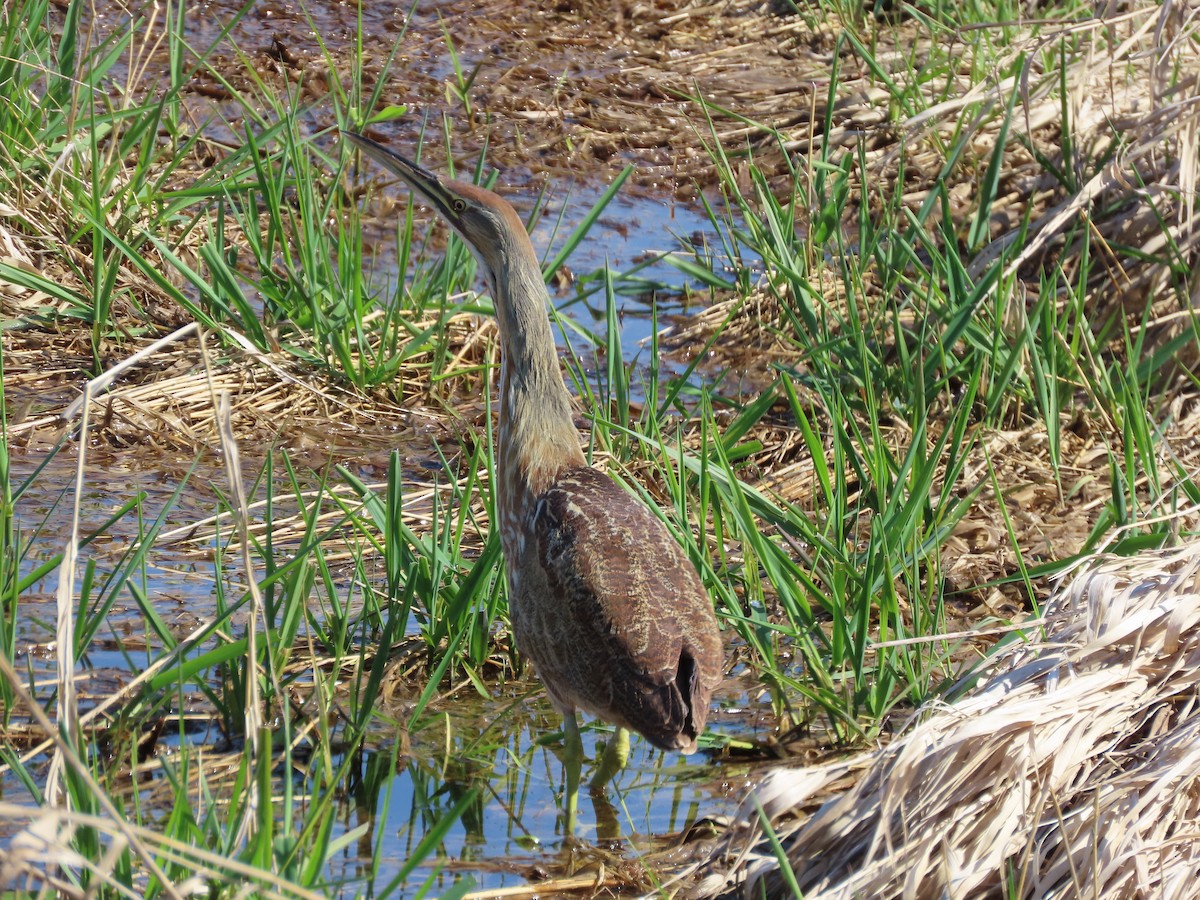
323,689,756,896
3,442,769,896
178,0,760,367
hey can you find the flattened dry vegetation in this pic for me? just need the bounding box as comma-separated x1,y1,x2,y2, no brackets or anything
683,539,1200,899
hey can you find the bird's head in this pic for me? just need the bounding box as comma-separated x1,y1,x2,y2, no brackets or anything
343,131,531,286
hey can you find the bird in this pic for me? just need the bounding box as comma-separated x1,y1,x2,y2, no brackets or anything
343,130,724,827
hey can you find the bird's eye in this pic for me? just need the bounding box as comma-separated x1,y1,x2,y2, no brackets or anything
452,199,467,214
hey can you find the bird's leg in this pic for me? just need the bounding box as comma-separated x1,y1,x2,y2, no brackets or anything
589,727,630,791
562,712,583,834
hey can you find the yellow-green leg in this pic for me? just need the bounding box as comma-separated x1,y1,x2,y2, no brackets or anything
563,714,583,834
590,727,630,790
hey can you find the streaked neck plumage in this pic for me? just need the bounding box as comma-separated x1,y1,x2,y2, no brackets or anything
473,216,585,562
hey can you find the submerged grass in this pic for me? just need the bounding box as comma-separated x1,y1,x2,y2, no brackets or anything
1,0,1198,895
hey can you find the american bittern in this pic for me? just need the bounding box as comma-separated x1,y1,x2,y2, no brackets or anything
344,131,723,827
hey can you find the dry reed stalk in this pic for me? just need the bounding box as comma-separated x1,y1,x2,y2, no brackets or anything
46,387,86,810
199,330,270,848
685,537,1200,899
0,656,183,898
0,800,326,899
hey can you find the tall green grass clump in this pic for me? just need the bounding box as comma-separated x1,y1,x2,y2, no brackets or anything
650,4,1198,742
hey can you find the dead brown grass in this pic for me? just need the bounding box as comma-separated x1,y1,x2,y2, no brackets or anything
664,1,1200,345
0,800,327,899
0,308,484,455
681,531,1200,898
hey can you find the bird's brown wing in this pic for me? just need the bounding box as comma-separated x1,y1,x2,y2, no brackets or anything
533,466,722,751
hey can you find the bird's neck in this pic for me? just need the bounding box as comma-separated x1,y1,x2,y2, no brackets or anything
488,261,586,536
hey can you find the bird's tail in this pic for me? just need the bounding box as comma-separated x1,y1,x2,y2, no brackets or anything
620,646,710,754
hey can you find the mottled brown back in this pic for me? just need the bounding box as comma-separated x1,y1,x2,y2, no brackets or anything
345,131,723,756
510,466,722,753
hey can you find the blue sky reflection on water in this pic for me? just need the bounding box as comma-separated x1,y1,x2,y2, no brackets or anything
4,447,760,897
320,695,748,898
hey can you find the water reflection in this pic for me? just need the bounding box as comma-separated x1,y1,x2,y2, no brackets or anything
3,414,755,897
322,689,742,896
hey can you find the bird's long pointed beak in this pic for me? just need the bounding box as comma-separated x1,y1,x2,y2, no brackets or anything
343,131,461,223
